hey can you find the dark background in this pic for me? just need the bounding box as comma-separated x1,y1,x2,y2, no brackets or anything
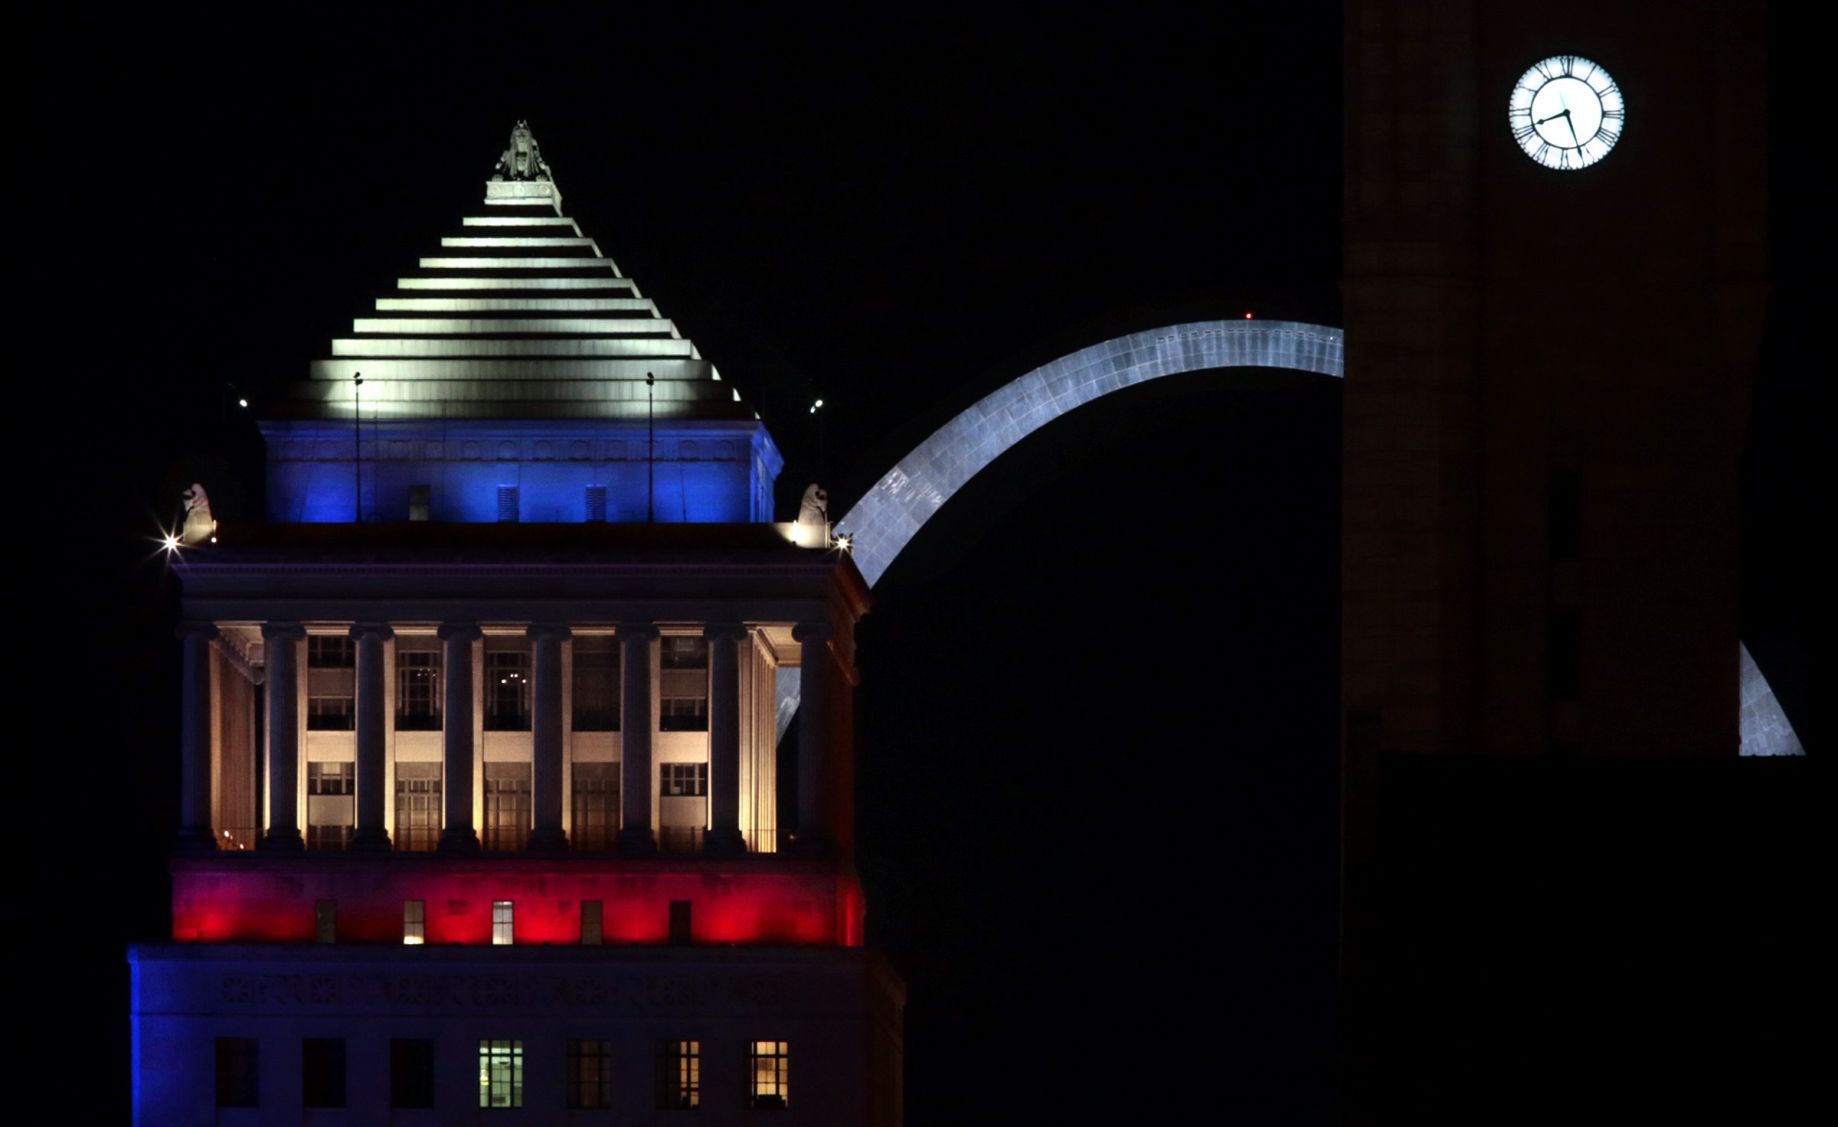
23,5,1815,1121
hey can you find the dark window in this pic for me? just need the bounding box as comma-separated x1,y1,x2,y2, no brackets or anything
660,636,708,669
567,1039,614,1109
479,1040,523,1108
307,695,355,731
315,899,336,944
302,1038,346,1108
749,1040,790,1110
408,483,431,522
1549,464,1581,561
397,649,441,730
484,764,531,851
659,697,709,732
571,636,619,730
661,763,708,797
572,764,619,850
1549,606,1581,700
655,1040,700,1109
215,1037,258,1107
390,1039,435,1108
309,762,353,796
486,650,531,730
669,900,692,945
308,635,354,668
497,485,519,522
581,900,603,945
395,764,441,852
585,484,608,522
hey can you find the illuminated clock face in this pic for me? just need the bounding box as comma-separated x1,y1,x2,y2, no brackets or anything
1508,55,1624,170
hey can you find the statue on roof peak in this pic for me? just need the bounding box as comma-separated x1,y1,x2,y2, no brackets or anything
492,120,553,182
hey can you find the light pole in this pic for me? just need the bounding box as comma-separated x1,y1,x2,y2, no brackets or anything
645,371,656,523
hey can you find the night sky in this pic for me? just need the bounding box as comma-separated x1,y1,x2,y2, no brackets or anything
26,6,1815,1121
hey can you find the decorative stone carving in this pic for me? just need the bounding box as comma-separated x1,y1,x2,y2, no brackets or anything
180,482,216,546
492,120,552,182
797,482,828,526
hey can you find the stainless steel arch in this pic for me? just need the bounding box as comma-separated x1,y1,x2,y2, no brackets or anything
775,319,1800,757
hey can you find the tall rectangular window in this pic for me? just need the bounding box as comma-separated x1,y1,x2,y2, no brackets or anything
402,900,425,945
661,763,709,797
485,650,531,730
315,899,336,944
215,1037,258,1108
1549,606,1581,701
567,1039,614,1109
483,764,531,851
669,900,693,945
302,1038,346,1108
492,900,514,945
581,900,603,945
656,1040,700,1109
407,483,431,522
571,764,619,850
307,762,354,850
394,763,442,852
585,484,608,522
396,649,442,730
478,1040,523,1109
390,1039,435,1109
496,485,520,523
571,636,619,731
749,1040,790,1110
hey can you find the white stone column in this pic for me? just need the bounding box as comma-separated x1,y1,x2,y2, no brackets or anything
349,622,393,852
617,623,659,853
260,621,306,851
528,623,571,851
176,621,219,852
703,623,749,854
438,622,482,853
790,622,833,855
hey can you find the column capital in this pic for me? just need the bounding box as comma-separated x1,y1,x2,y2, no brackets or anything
526,622,572,642
437,621,483,643
177,620,220,642
261,620,306,642
349,621,395,642
791,622,834,644
618,623,660,641
702,622,751,644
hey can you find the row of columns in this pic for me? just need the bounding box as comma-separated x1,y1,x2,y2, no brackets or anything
178,620,836,856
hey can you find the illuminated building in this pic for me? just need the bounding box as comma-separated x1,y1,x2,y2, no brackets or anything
129,124,902,1125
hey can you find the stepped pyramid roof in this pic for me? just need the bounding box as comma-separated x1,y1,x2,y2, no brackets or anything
269,123,749,423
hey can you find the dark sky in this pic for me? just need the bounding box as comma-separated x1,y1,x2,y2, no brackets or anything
27,5,1814,1122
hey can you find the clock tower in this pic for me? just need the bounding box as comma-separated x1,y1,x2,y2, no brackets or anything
1342,0,1791,1118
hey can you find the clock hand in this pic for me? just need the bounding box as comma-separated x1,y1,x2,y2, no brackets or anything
1533,108,1571,127
1563,114,1582,149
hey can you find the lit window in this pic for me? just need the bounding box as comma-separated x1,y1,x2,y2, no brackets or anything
396,649,442,730
749,1040,790,1110
215,1037,258,1107
302,1038,346,1108
478,1040,523,1108
492,900,514,945
485,650,531,730
395,764,441,852
391,1039,435,1109
660,697,708,732
567,1039,614,1109
402,900,425,945
581,900,603,946
315,900,336,944
660,763,709,797
656,1040,700,1109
